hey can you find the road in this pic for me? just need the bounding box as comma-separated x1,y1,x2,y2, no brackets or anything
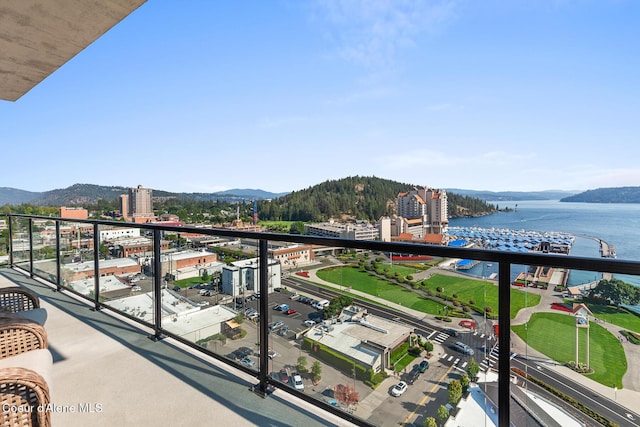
512,356,640,427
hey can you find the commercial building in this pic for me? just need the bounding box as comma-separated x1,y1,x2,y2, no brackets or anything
120,185,155,223
62,257,141,282
269,244,316,270
303,305,413,373
60,206,88,220
305,220,381,240
221,257,281,297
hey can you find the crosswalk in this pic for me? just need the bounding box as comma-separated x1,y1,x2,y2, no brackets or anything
480,344,500,372
427,330,451,344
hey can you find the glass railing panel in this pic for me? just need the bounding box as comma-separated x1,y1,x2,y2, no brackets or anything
0,216,9,267
10,216,30,269
266,242,483,425
59,221,96,299
97,224,152,324
31,218,58,283
512,265,640,427
159,233,260,371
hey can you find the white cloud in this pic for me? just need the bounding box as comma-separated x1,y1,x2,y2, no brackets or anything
313,0,459,68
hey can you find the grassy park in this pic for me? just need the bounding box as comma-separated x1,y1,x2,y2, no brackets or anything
317,266,449,315
423,274,541,319
512,312,626,388
584,304,640,334
316,266,540,318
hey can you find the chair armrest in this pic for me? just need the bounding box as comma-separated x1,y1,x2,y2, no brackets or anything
0,287,40,313
0,317,48,359
0,366,51,427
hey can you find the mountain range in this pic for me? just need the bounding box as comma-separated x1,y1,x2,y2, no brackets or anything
1,182,636,207
0,184,288,206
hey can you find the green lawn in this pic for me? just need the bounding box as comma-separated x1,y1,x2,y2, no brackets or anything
377,264,420,276
512,312,626,388
423,274,541,319
173,277,207,288
586,305,640,334
317,266,450,316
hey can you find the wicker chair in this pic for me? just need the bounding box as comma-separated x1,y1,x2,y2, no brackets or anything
0,317,52,427
0,365,51,427
0,287,40,313
0,287,47,325
0,316,48,359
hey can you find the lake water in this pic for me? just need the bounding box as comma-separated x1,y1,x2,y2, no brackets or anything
448,200,640,310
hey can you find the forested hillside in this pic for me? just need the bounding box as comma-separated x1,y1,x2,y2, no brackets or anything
561,187,640,203
258,176,495,222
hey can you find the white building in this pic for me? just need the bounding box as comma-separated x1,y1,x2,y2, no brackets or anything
99,227,141,241
304,220,380,240
68,275,130,297
221,258,281,297
105,290,237,342
304,306,413,372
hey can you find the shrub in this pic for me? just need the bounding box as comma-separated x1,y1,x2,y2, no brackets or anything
469,299,476,305
436,287,444,293
452,293,458,299
453,300,461,307
408,346,423,357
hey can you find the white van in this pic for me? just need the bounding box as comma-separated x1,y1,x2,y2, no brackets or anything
312,299,330,310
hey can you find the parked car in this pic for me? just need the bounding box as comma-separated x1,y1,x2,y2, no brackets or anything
303,320,315,327
131,286,141,292
285,308,297,315
279,369,289,384
274,303,289,311
237,347,254,357
391,381,408,397
289,293,300,300
173,286,181,292
418,360,429,373
268,321,285,332
292,375,304,391
239,356,255,368
278,325,289,336
406,368,420,385
312,299,330,310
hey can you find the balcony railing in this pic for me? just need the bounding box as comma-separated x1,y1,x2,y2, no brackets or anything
2,213,640,427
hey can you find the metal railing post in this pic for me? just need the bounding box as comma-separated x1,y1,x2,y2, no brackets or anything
256,239,270,395
8,215,13,267
93,223,100,310
55,221,62,291
28,218,34,277
498,261,511,427
151,229,163,340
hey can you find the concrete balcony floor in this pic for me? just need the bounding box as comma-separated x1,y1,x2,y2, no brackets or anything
1,269,354,427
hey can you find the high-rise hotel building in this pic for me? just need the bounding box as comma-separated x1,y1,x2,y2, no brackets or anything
120,185,154,222
396,187,448,236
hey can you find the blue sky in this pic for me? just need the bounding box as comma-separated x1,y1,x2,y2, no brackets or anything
3,0,639,194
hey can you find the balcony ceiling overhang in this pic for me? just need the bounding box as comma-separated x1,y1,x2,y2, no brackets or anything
0,0,146,102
